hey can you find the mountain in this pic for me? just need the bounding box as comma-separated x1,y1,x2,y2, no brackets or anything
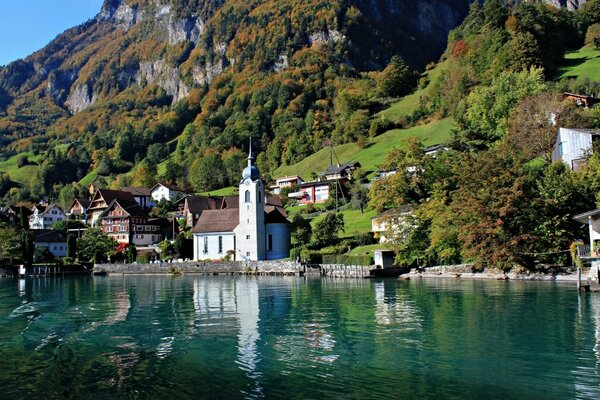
0,0,595,201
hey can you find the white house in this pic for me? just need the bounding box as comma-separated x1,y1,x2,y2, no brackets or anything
551,127,600,170
32,230,68,258
192,146,290,261
371,206,414,244
269,175,304,195
151,182,186,202
29,204,67,230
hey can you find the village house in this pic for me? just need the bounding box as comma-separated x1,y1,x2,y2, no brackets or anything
323,162,361,181
269,175,304,195
121,187,156,209
551,127,600,170
67,198,91,221
192,147,290,261
573,209,600,283
29,204,67,230
3,205,32,226
371,206,415,244
32,230,67,259
563,92,600,108
177,194,222,228
151,182,186,203
289,180,334,204
99,198,163,246
87,189,137,227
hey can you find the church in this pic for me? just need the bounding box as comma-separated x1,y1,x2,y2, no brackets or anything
192,146,291,261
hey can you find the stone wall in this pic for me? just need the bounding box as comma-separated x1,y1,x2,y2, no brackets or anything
320,264,371,278
95,260,302,275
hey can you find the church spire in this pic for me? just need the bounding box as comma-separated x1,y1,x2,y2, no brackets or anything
242,138,259,180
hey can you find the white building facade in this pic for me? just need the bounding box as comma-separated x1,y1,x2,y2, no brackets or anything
29,205,67,230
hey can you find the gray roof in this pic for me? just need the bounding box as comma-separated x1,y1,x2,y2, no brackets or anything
324,162,361,176
573,209,600,224
32,230,67,243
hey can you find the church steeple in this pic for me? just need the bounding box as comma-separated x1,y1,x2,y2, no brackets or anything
242,139,260,181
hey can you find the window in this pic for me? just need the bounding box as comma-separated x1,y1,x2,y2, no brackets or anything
246,235,250,240
203,236,208,254
258,192,262,203
246,252,250,257
245,190,251,203
268,234,273,251
120,226,126,232
218,236,223,254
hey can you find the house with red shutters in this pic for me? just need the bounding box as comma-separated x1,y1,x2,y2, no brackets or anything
99,198,163,246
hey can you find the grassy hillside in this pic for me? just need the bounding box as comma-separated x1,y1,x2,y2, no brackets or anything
0,152,43,185
376,60,448,122
559,45,600,81
275,117,455,179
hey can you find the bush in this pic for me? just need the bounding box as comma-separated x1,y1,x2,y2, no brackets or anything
322,254,373,266
355,232,376,246
586,23,600,50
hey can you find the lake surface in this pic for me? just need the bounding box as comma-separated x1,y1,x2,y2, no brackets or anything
0,275,599,399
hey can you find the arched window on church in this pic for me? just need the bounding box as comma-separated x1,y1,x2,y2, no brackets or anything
245,190,251,203
258,191,262,203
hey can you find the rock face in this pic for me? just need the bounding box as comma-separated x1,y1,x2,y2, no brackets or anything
4,0,581,124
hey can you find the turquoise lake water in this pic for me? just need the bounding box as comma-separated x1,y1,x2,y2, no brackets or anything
0,275,599,399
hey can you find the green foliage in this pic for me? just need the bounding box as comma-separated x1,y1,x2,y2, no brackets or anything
78,228,117,263
322,254,373,266
586,23,600,49
0,224,22,262
174,232,193,259
313,212,344,247
158,240,176,258
127,245,138,264
190,152,227,192
377,56,418,98
291,214,312,246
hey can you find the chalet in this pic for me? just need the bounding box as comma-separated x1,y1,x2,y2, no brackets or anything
563,92,600,108
67,198,91,221
289,180,333,204
99,199,162,246
151,182,186,202
371,206,414,244
551,128,600,170
32,230,67,258
121,187,156,209
323,162,361,181
269,175,304,194
29,204,67,230
3,205,32,226
192,147,290,261
424,144,449,157
87,189,137,227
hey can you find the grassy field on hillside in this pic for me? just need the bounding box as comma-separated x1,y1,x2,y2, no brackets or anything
275,117,455,179
559,45,600,81
0,152,44,185
309,208,377,239
376,60,448,122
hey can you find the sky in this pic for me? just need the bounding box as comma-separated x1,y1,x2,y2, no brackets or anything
0,0,104,66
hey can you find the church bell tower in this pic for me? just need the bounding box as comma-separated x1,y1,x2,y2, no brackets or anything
234,142,265,261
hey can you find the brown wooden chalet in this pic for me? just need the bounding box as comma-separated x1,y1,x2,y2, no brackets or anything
68,198,91,220
563,92,600,108
99,199,162,246
120,187,154,209
178,195,222,228
87,189,136,226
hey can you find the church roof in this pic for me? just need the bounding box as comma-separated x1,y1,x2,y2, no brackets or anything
192,209,239,233
265,207,290,224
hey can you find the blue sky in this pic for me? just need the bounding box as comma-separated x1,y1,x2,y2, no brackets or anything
0,1,104,66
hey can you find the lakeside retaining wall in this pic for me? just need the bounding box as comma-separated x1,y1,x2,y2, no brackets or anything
95,260,303,275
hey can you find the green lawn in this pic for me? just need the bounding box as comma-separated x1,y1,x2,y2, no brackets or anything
558,45,600,81
376,60,448,122
275,117,456,178
199,186,237,196
349,243,389,257
0,152,42,185
79,170,99,186
310,208,377,239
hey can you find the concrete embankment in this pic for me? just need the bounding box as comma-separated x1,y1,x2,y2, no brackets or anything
94,260,303,275
406,264,595,283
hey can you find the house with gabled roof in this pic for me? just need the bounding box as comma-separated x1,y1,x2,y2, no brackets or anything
179,194,222,228
192,146,290,261
551,127,600,171
32,229,67,258
29,204,67,230
121,187,156,209
87,189,137,227
151,182,186,202
99,198,162,246
323,162,361,181
269,175,304,194
371,205,415,244
67,198,91,221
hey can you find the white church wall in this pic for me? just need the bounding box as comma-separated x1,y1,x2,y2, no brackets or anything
193,232,236,261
